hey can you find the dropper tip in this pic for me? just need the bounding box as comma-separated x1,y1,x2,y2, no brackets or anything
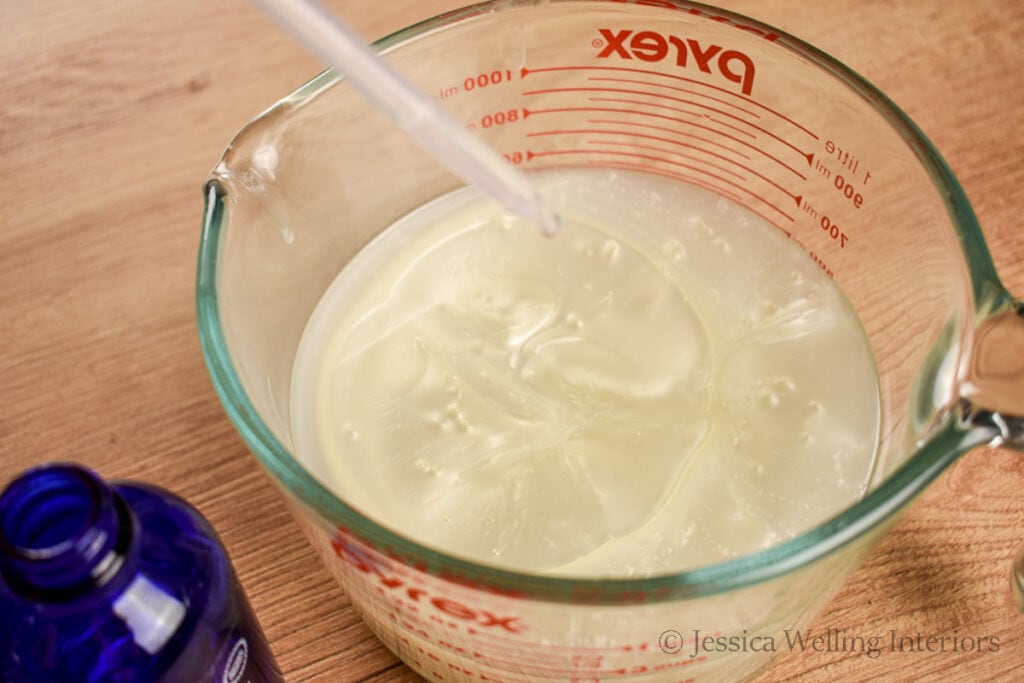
537,206,563,238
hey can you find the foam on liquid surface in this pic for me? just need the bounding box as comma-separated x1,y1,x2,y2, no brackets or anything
290,169,879,577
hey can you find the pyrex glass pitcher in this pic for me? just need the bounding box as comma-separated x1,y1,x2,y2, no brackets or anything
196,1,1023,680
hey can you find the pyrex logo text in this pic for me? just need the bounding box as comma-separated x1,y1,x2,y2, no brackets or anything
595,29,756,95
332,533,525,634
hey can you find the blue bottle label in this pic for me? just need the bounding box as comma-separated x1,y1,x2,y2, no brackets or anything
218,633,282,683
210,588,284,683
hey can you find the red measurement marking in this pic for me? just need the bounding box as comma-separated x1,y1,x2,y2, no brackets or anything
458,630,605,657
431,650,624,679
592,159,795,229
523,85,760,133
525,107,806,179
584,93,811,169
532,147,730,182
404,632,603,679
584,138,745,181
531,148,795,221
621,643,650,652
522,65,818,139
432,625,652,659
589,76,759,117
586,96,755,139
447,650,672,681
589,116,804,180
575,79,813,163
527,126,748,163
529,121,747,161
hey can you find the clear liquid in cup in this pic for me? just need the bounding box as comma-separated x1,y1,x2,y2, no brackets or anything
290,169,879,577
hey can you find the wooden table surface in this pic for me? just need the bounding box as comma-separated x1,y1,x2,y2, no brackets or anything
2,1,1022,681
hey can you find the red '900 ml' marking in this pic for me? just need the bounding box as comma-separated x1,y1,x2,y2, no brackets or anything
832,173,864,208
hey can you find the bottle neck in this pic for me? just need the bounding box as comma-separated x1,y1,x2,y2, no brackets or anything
0,464,134,601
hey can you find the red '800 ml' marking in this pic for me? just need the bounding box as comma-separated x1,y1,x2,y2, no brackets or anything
595,28,756,96
331,531,527,634
480,109,520,128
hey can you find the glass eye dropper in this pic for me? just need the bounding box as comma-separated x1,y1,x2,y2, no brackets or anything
248,0,562,237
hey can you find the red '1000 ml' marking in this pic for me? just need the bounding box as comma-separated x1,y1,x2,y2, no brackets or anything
463,70,514,92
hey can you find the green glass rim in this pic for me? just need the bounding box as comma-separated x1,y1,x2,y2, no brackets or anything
195,0,1005,603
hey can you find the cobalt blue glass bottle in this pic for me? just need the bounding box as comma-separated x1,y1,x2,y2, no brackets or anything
0,463,284,682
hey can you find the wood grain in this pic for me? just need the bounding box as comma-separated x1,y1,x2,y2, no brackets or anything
1,1,1021,681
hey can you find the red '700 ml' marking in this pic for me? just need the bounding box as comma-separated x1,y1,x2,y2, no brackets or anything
332,532,526,634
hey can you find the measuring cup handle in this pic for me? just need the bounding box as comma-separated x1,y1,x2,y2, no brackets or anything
960,295,1024,449
960,293,1024,611
1015,544,1024,613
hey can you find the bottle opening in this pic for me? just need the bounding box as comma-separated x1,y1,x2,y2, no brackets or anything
0,464,125,598
0,468,97,558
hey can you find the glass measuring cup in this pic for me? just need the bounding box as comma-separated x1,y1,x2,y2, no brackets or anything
195,1,1024,680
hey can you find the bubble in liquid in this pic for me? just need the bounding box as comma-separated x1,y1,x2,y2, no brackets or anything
759,376,797,409
564,311,584,330
414,458,439,476
663,239,687,261
600,239,621,264
731,430,751,447
337,421,360,442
